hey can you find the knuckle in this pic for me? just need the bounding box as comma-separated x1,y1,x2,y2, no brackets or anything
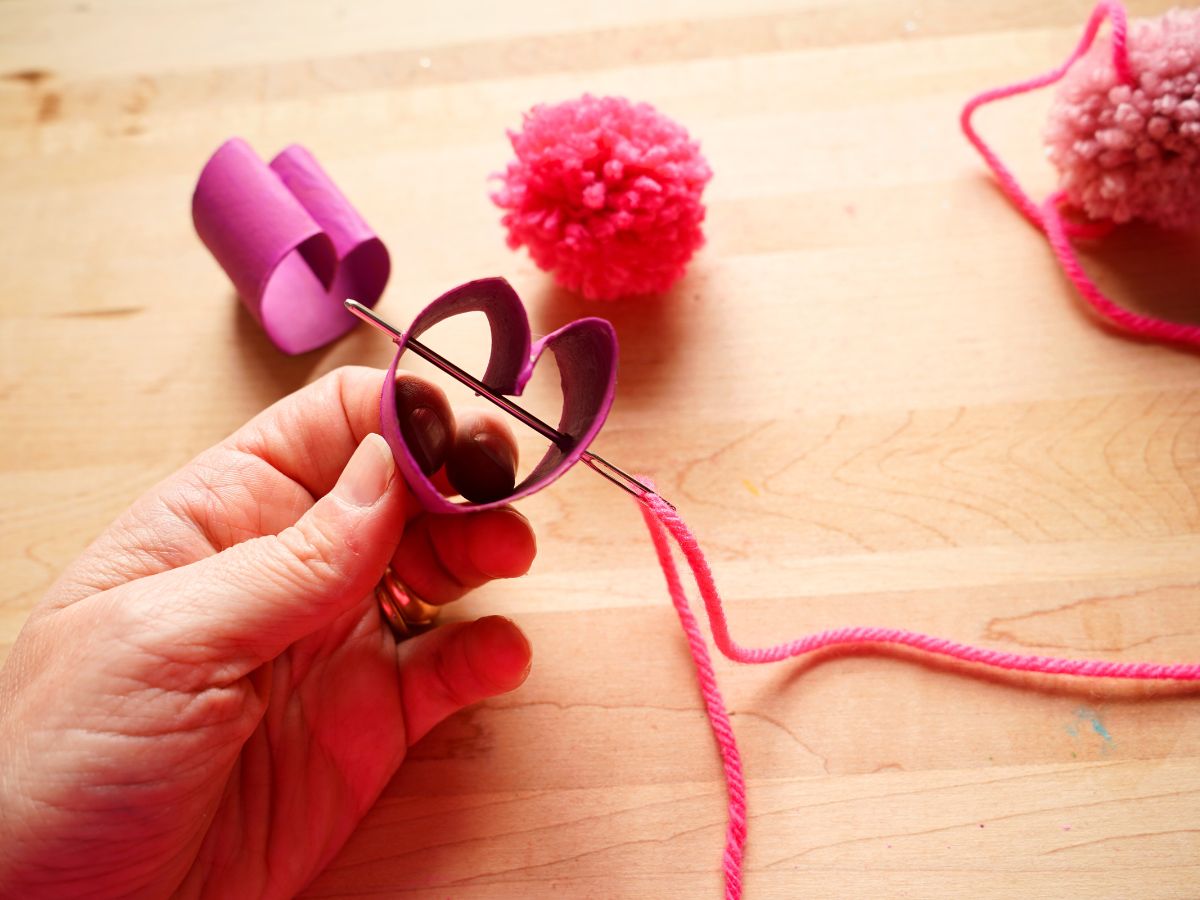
425,522,471,589
323,365,358,400
269,518,347,589
322,364,364,394
312,365,375,422
430,639,478,711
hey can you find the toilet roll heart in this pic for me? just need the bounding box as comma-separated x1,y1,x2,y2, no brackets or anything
379,278,618,513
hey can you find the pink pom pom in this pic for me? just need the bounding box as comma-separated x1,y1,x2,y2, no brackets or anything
1045,7,1200,230
492,95,712,301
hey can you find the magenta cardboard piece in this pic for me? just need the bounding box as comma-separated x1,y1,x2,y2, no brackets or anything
193,138,390,355
380,278,618,513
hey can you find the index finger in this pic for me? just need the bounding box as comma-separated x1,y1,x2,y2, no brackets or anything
42,366,406,611
228,365,399,501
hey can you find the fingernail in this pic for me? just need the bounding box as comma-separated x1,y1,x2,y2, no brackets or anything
406,407,448,474
473,432,516,479
333,433,395,508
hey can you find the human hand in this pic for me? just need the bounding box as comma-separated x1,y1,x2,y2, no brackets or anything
0,366,537,898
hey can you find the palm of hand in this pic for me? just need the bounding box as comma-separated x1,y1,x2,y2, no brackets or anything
186,596,409,896
0,367,535,898
166,468,413,896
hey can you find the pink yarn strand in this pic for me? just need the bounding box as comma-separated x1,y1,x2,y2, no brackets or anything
639,499,746,900
1041,192,1200,346
636,490,1200,898
960,1,1132,234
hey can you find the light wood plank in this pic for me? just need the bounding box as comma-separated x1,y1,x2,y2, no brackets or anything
1,2,1196,897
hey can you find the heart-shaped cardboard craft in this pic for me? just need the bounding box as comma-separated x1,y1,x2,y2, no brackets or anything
380,278,618,513
193,138,390,355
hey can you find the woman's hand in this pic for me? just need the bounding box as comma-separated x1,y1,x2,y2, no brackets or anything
0,365,537,898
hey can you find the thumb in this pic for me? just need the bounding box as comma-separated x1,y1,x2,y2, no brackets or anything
124,433,407,669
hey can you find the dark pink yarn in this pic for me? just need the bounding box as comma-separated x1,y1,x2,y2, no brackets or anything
492,95,712,301
638,491,1200,899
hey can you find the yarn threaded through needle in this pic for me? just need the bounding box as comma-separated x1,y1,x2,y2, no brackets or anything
636,490,1200,900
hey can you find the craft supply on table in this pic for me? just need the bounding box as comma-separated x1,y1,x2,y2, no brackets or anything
193,138,389,354
345,293,656,508
961,1,1200,347
492,94,712,301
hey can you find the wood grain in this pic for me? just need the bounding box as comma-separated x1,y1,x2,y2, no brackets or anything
1,1,1198,897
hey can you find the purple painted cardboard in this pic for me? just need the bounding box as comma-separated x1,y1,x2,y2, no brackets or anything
380,278,618,513
193,138,389,354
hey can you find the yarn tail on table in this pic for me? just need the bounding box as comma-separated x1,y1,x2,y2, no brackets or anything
636,490,1200,900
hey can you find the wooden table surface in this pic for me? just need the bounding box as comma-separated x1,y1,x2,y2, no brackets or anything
2,1,1199,897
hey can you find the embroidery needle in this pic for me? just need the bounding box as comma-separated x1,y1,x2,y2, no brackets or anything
345,299,666,505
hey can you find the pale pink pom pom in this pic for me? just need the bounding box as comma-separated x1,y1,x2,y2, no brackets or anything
492,95,712,301
1045,7,1200,230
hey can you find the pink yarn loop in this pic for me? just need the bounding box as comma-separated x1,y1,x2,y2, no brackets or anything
636,490,1199,899
960,2,1200,348
960,1,1132,233
1042,191,1200,345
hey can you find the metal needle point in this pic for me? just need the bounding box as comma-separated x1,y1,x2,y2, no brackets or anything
345,299,665,504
